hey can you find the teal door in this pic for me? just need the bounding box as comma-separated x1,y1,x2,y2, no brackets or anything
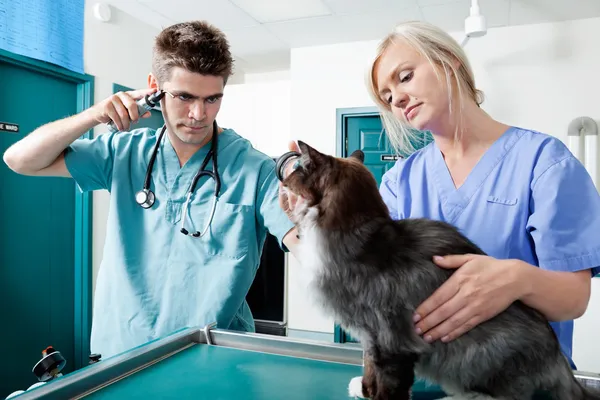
345,114,433,187
335,111,432,344
347,115,396,188
0,54,92,397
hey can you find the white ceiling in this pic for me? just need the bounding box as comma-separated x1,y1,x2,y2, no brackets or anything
103,0,600,74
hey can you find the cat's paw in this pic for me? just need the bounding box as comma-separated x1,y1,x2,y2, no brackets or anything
348,376,367,398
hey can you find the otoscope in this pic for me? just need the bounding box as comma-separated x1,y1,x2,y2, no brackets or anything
275,151,301,182
106,90,165,133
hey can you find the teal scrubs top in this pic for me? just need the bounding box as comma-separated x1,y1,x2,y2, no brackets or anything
64,126,294,359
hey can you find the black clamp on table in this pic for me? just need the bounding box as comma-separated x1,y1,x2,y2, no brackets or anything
32,346,66,383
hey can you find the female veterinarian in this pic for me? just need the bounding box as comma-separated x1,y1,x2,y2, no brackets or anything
370,20,600,370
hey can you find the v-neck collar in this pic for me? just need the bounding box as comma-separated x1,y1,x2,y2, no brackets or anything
158,127,238,199
428,126,522,223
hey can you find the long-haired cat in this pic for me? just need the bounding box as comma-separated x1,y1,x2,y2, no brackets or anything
281,141,600,400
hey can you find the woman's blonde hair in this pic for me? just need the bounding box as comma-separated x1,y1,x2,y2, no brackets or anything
366,21,484,156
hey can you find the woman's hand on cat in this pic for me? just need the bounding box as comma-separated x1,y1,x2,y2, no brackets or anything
413,254,524,343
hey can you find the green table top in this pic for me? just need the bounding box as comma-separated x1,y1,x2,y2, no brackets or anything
84,343,447,399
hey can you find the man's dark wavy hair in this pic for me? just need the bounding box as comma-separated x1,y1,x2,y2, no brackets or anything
152,20,234,84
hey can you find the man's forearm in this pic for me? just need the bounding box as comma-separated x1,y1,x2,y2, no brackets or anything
3,107,98,174
516,260,592,321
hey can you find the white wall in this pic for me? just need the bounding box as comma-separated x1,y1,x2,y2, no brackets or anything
273,17,600,371
82,0,160,293
218,74,291,158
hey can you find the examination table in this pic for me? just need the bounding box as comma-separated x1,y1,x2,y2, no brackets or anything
8,324,600,399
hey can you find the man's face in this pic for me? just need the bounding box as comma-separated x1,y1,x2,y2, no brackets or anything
149,66,225,148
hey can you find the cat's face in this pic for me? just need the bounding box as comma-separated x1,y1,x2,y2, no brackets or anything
281,141,392,232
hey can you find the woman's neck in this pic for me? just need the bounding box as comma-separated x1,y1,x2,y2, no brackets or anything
432,101,510,162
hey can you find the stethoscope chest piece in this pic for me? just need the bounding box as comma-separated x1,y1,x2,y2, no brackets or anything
136,189,155,209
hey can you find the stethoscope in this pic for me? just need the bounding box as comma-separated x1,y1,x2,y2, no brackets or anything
135,120,221,237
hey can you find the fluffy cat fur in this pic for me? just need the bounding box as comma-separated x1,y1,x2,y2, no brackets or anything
281,141,600,400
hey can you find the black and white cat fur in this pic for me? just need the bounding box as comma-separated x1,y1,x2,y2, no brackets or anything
281,141,600,400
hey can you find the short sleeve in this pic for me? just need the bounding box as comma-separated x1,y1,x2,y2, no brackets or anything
64,132,116,192
255,161,295,251
527,155,600,277
379,162,400,220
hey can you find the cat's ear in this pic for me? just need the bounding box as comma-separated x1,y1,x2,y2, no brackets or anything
349,150,365,163
298,140,326,164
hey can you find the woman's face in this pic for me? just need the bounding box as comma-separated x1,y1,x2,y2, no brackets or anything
373,39,452,134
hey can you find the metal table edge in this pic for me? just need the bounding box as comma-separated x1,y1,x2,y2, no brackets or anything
12,326,364,399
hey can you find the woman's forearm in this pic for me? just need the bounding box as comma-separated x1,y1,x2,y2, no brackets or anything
516,260,592,321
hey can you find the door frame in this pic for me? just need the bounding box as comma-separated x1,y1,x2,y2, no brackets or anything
334,106,380,343
0,49,94,369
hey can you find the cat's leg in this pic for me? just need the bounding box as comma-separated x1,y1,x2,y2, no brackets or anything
348,347,377,399
362,348,378,398
347,345,417,400
370,347,418,400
